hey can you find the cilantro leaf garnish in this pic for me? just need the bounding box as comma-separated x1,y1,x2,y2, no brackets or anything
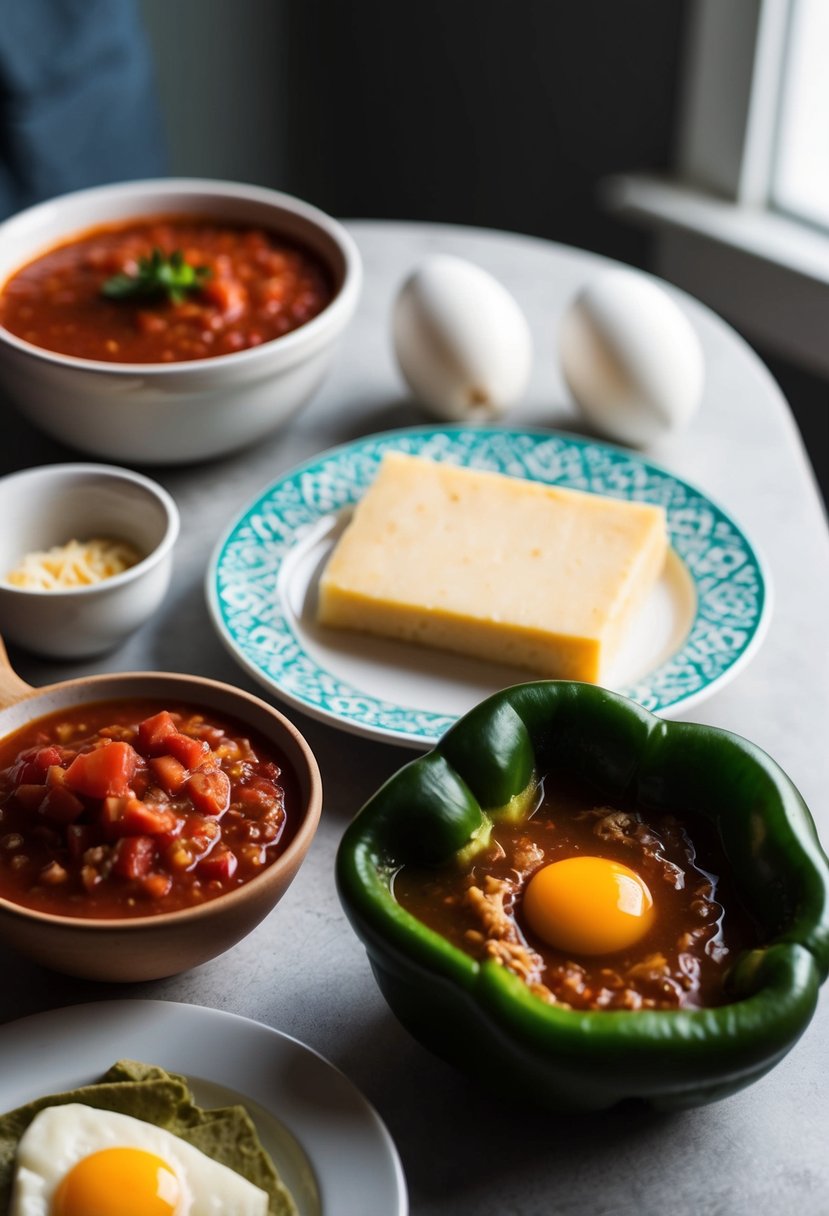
102,249,211,305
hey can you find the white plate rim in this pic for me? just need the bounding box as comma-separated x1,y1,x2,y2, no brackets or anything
206,425,772,748
0,998,408,1216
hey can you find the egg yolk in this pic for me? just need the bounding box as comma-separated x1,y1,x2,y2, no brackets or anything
522,855,655,955
53,1147,180,1216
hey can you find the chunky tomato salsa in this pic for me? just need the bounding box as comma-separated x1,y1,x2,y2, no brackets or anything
0,215,334,363
0,700,298,918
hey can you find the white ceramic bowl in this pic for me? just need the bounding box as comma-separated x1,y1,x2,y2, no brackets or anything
0,178,362,464
0,463,179,658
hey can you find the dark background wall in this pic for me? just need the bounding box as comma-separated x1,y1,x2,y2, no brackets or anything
277,1,686,266
141,0,687,263
141,0,826,504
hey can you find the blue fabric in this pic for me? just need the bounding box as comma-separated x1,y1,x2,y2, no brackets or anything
0,0,166,218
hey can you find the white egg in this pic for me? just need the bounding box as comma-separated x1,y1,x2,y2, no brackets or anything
392,254,533,421
559,267,705,447
10,1103,268,1216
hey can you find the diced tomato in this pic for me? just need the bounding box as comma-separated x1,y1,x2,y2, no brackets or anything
197,846,238,882
186,767,231,817
13,783,47,811
182,813,221,839
175,813,220,859
195,724,225,748
136,310,168,335
165,812,220,860
39,786,85,825
149,754,188,794
111,835,155,879
138,872,173,900
137,710,177,756
119,799,178,837
154,821,184,852
164,732,210,770
236,786,266,810
236,777,281,812
63,741,138,799
100,795,177,838
7,745,65,787
35,746,63,771
202,275,247,320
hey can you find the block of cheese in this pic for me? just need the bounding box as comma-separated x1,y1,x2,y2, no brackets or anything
317,451,668,682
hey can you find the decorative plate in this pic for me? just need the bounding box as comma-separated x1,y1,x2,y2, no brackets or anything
207,426,770,748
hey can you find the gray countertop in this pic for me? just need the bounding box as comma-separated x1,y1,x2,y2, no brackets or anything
1,220,828,1215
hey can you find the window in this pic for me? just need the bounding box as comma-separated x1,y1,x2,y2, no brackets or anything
604,0,829,376
772,0,829,229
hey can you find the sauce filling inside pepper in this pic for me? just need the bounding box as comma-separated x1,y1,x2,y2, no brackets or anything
393,779,759,1010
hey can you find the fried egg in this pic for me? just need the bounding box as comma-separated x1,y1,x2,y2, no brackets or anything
522,855,655,955
10,1103,269,1216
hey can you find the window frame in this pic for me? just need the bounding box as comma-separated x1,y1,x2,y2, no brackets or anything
605,0,829,376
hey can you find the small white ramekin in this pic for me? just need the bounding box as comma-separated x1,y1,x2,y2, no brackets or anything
0,463,179,657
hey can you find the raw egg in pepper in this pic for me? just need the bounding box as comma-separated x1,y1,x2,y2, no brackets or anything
522,855,654,955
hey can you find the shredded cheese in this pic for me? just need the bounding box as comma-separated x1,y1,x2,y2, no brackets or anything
5,537,142,590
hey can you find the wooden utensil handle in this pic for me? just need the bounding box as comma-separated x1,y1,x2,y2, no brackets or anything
0,637,33,708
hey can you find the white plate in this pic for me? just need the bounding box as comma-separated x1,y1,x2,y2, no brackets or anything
208,426,770,748
0,999,407,1216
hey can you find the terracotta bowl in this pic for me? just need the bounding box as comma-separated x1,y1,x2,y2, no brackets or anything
0,643,322,981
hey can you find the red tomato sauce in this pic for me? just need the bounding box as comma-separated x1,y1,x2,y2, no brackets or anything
0,215,334,363
394,779,758,1011
0,700,299,918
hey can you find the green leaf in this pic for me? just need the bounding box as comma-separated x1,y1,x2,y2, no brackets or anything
101,248,211,305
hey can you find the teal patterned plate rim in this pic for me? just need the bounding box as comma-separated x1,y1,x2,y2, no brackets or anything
206,426,771,748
